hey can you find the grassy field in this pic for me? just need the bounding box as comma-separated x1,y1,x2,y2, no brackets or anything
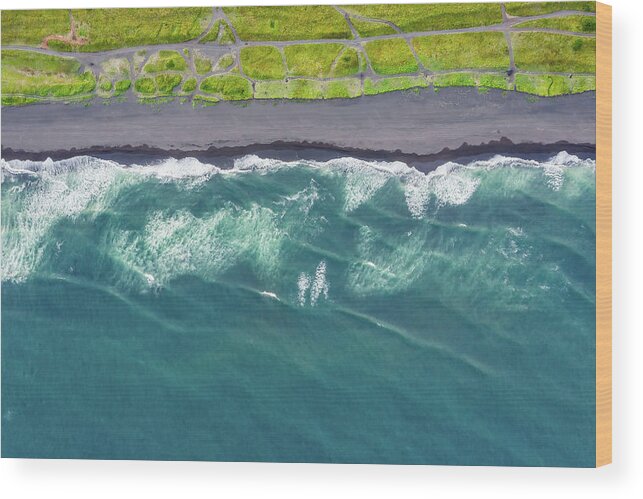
72,8,211,51
364,39,419,75
155,74,183,94
515,73,596,96
240,46,285,80
512,33,596,73
514,15,596,33
1,50,96,98
215,54,235,71
255,78,362,99
285,44,346,77
223,6,352,41
349,17,397,37
200,74,253,100
1,3,598,105
1,10,71,46
343,3,503,32
193,51,213,75
363,76,428,95
413,32,509,71
505,2,595,17
143,50,187,73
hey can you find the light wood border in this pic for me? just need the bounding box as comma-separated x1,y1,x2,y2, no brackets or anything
596,2,612,468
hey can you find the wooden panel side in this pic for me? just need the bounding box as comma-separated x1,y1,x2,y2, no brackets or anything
595,1,612,468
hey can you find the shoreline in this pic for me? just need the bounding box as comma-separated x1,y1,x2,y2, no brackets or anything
1,88,596,170
1,138,596,173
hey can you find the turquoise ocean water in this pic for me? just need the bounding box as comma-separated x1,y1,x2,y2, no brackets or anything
1,152,596,465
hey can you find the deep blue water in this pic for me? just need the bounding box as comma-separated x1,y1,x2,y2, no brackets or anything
1,152,596,465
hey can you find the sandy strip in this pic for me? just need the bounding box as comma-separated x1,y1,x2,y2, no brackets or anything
1,88,595,165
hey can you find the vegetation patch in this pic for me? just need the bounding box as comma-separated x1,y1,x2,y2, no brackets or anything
512,33,595,73
215,53,235,71
100,57,130,79
155,74,183,94
143,50,187,73
255,78,362,99
363,75,428,95
332,48,360,78
1,50,96,98
199,19,236,45
114,79,131,96
135,77,156,94
193,51,213,74
432,72,477,88
413,32,509,71
240,46,285,80
505,2,595,17
71,8,211,51
285,43,344,77
515,73,595,96
1,10,71,46
223,6,352,41
364,39,419,75
2,95,41,106
478,73,511,90
514,15,596,33
343,4,502,32
349,17,397,37
200,74,252,100
181,77,197,93
98,76,113,92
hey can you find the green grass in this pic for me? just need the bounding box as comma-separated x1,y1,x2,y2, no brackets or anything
71,8,211,51
98,76,112,92
240,46,285,80
285,44,344,77
199,19,235,44
135,77,156,94
343,3,502,32
1,50,96,98
181,77,197,93
432,72,477,88
193,94,220,106
143,50,187,73
364,39,418,75
514,15,596,33
512,33,596,72
515,73,596,96
200,75,253,100
254,78,362,99
216,53,235,71
193,51,213,74
332,48,360,77
223,6,352,41
478,73,511,90
2,95,41,106
505,2,595,17
155,74,183,94
113,79,131,96
413,32,509,70
1,10,71,46
363,75,428,95
349,17,397,37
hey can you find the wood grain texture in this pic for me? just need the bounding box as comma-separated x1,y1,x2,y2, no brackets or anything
596,1,612,468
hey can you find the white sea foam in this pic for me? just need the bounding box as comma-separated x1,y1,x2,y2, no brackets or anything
296,261,329,306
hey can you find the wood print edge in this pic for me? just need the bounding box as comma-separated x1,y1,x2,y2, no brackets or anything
595,1,612,468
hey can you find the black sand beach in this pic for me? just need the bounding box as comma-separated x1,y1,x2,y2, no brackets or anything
1,88,596,168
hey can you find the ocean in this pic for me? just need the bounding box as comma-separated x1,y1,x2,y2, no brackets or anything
1,152,596,466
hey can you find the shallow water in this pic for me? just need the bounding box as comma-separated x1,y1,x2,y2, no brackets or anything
1,152,596,465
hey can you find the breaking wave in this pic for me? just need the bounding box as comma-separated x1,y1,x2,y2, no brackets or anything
1,152,596,306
